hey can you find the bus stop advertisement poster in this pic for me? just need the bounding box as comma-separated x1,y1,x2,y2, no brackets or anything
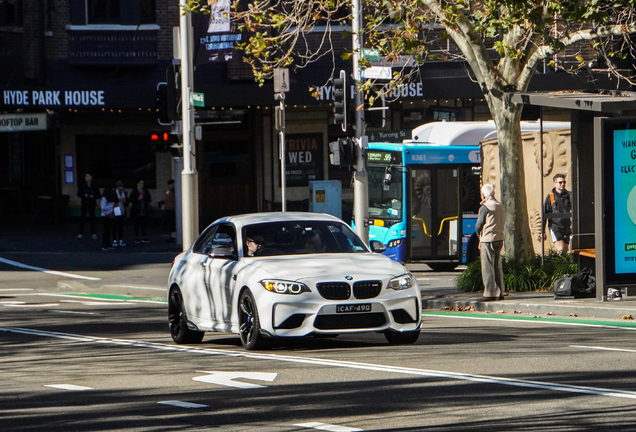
604,119,636,283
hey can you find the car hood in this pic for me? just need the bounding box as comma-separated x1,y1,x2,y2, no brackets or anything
244,253,407,281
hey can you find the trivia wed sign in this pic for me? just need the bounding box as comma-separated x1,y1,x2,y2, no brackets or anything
612,128,636,273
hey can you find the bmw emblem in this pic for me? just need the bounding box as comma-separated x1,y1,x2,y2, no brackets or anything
345,276,353,280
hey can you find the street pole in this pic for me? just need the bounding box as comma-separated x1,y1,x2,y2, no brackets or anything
179,3,199,250
351,0,369,243
277,94,287,211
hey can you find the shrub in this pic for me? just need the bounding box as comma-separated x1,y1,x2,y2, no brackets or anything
455,251,578,292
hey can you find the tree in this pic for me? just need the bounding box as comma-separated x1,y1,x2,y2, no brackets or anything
186,0,636,264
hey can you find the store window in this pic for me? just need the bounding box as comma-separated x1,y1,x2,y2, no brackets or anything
76,135,156,189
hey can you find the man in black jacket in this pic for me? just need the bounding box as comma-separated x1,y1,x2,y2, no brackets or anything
77,173,100,240
544,173,572,254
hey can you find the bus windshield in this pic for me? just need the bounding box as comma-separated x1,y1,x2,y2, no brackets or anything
368,165,403,221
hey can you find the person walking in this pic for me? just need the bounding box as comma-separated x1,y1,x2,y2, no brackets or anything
113,181,128,247
544,173,572,255
129,179,152,243
77,173,100,240
475,183,506,301
100,188,117,251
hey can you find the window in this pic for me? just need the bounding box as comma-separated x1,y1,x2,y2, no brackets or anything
88,0,120,24
71,0,156,25
0,0,23,27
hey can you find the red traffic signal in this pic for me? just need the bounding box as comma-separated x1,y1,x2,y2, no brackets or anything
150,131,170,142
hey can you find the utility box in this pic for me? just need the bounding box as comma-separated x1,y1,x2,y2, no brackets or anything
309,180,342,219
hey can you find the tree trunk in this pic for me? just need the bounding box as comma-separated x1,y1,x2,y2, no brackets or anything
487,97,535,264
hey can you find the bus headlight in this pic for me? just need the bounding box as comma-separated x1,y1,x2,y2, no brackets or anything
387,239,403,248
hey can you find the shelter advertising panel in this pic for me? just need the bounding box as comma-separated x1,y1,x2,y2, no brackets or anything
602,119,636,284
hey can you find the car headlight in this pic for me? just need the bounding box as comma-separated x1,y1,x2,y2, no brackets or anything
260,279,310,295
387,273,414,291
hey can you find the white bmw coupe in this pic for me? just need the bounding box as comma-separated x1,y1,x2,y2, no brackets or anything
168,212,421,349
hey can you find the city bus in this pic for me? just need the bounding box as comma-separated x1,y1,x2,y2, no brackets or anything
364,120,569,269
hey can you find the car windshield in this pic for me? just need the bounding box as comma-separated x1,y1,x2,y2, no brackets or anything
242,220,369,257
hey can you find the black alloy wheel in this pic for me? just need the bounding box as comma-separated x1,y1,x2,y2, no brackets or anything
238,289,265,350
168,287,204,344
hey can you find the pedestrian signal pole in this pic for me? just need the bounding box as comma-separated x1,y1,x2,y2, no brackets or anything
351,0,369,243
179,1,199,250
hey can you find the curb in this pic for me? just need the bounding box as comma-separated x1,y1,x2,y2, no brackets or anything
422,298,636,320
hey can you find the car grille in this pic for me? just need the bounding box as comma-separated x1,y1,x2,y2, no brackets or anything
316,282,351,300
314,313,387,330
353,280,382,299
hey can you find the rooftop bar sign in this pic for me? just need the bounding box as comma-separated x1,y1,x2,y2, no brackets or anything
0,113,47,132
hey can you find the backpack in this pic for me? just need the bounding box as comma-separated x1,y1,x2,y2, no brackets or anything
553,267,595,299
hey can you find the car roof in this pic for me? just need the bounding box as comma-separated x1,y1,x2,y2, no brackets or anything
213,212,345,230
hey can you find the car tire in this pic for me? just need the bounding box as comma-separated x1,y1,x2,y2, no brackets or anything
239,289,265,350
384,329,420,345
168,287,204,344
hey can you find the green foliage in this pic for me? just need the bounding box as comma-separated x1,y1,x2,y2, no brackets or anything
455,251,578,293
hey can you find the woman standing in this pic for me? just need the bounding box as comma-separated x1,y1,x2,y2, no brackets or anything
100,188,117,251
113,181,128,247
128,180,152,243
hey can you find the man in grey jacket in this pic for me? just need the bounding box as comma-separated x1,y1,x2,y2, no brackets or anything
474,183,505,301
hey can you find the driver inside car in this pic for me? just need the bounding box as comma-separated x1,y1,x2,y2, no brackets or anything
245,233,265,256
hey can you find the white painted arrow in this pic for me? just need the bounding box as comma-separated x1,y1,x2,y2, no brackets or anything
193,371,277,389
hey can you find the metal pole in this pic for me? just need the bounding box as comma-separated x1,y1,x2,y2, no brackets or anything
280,99,286,212
540,107,544,265
352,0,369,243
179,3,199,250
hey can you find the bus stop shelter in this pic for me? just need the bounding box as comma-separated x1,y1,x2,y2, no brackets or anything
506,90,636,301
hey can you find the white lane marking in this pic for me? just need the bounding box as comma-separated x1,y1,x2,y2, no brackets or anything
424,313,636,330
45,384,93,391
49,310,99,316
0,301,26,305
0,288,34,291
0,257,101,281
571,345,636,354
295,422,362,432
59,300,133,306
193,371,277,389
4,303,59,308
3,327,636,400
158,400,209,409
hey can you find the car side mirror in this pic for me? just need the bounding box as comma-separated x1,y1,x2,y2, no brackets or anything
209,245,236,260
369,240,386,253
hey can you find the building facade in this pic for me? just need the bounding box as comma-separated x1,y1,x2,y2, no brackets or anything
0,0,605,229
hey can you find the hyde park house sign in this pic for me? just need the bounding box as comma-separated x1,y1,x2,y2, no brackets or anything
3,89,106,107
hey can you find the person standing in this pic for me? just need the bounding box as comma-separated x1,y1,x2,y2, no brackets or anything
544,173,572,255
475,183,506,301
77,173,100,240
113,181,128,247
164,179,176,242
100,188,117,251
129,179,152,243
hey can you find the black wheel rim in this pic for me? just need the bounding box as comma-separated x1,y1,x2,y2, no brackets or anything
169,290,183,336
239,295,255,346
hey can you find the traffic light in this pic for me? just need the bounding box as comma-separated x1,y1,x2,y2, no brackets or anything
156,82,171,126
333,70,346,131
166,64,181,121
150,130,172,152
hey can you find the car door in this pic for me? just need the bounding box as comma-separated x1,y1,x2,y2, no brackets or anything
204,224,239,329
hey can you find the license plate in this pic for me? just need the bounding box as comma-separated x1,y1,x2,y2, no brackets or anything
336,304,371,313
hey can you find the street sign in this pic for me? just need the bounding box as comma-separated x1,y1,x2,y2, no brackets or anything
273,68,290,93
190,92,205,107
361,48,381,61
361,66,392,80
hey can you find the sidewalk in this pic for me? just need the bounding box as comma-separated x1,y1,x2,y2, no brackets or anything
2,219,635,321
